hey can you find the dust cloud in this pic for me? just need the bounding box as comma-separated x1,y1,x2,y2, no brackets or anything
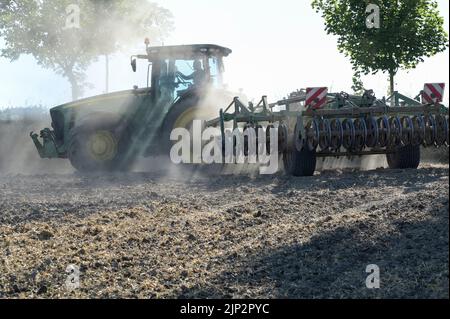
0,116,74,175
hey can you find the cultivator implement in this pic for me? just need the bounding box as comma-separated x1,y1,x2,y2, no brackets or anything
206,84,448,176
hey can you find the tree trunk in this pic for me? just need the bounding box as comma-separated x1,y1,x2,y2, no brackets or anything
389,71,395,106
105,54,109,94
67,73,81,101
389,71,395,96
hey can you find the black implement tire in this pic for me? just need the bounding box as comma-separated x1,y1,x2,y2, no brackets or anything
68,123,133,172
283,147,317,177
386,145,421,169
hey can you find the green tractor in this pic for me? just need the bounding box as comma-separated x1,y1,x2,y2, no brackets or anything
31,44,233,171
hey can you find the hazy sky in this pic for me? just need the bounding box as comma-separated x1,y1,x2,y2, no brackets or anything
0,0,449,108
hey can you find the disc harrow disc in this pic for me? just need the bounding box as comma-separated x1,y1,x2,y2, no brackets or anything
342,119,355,151
388,116,402,147
243,124,255,156
318,118,332,151
353,118,367,151
305,119,320,151
266,124,275,154
446,116,450,147
423,115,437,147
329,119,343,151
377,116,390,148
365,116,379,148
411,116,425,146
255,124,264,156
294,122,304,152
434,115,448,147
400,116,414,146
278,123,288,154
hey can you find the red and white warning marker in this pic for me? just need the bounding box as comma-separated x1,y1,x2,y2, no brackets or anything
422,83,445,104
305,87,328,109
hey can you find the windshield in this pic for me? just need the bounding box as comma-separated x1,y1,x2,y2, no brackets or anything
174,59,200,95
156,56,224,100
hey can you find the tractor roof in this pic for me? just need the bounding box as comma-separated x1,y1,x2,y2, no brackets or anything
146,44,232,59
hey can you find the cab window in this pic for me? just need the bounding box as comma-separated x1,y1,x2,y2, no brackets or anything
208,57,222,87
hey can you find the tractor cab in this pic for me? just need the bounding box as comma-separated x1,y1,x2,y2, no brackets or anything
131,44,232,102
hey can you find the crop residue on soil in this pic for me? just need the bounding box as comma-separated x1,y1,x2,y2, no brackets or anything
0,165,448,298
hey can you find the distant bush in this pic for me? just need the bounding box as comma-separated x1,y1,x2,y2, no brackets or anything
0,106,49,123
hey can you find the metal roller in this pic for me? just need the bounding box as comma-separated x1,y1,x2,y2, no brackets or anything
434,114,448,147
411,115,425,146
305,119,320,151
365,116,379,148
423,114,437,147
388,116,402,147
329,119,343,151
377,116,390,148
342,119,355,151
400,116,414,146
353,118,367,151
318,118,332,151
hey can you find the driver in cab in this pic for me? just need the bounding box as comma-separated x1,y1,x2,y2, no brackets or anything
177,60,207,87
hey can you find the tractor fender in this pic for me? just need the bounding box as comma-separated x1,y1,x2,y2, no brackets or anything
159,95,201,155
161,94,201,132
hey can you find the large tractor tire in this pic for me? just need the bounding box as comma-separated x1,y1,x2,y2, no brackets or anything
386,145,421,169
160,96,225,174
68,122,133,172
160,97,215,156
283,146,317,177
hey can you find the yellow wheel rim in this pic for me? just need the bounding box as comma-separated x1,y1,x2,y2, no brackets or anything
86,130,118,162
173,107,200,131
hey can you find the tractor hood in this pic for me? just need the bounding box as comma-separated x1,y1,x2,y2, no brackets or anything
51,87,151,113
47,87,152,146
50,87,151,129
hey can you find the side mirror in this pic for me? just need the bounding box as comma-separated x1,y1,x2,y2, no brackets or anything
131,58,137,72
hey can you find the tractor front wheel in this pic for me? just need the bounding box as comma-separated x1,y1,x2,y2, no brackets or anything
68,125,133,172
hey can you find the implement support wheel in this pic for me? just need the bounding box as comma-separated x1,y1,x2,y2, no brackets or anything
386,145,421,170
284,132,317,177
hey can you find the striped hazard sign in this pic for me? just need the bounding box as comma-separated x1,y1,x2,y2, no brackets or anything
305,87,328,109
422,83,445,104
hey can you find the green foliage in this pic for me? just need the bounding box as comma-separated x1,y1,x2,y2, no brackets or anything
351,71,365,95
312,0,449,93
0,0,173,100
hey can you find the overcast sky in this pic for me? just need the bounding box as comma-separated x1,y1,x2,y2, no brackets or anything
0,0,448,108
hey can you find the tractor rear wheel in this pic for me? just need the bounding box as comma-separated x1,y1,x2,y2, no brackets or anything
161,97,216,156
68,124,133,172
160,97,226,174
283,146,317,177
386,145,421,169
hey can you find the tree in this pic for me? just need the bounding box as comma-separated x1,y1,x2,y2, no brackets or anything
89,0,174,93
311,0,449,95
0,0,173,100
